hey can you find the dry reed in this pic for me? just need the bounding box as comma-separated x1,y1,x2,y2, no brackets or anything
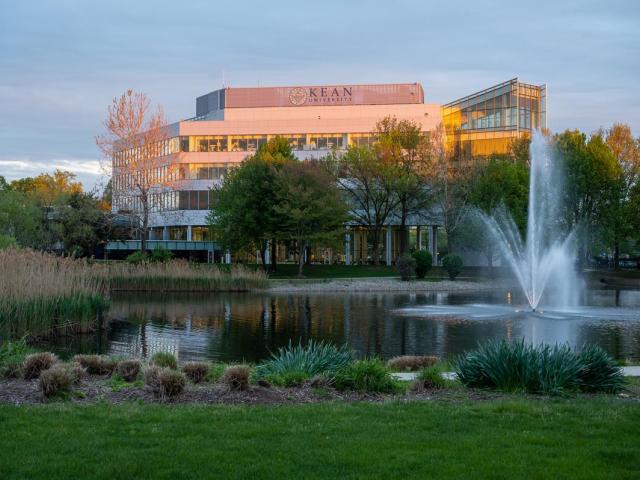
0,248,108,339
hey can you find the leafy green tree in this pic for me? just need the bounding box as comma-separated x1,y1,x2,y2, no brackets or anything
208,137,296,271
375,116,432,256
554,130,623,265
330,146,398,265
274,160,348,277
0,188,43,248
604,124,640,269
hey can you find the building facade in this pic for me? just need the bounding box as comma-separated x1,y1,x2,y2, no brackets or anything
108,79,546,264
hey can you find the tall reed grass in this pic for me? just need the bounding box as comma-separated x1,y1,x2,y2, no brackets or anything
0,249,108,339
107,260,268,292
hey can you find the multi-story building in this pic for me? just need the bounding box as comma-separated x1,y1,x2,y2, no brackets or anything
108,78,546,264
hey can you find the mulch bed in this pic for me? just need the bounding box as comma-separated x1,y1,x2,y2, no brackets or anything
2,377,637,406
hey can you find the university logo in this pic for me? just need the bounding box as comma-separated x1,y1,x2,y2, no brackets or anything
288,87,308,106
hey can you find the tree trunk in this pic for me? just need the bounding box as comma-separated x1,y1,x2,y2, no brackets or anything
141,197,149,254
614,241,620,271
398,201,408,256
297,240,306,277
270,237,277,273
259,240,268,271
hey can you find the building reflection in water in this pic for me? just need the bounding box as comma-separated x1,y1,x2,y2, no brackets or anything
41,289,640,363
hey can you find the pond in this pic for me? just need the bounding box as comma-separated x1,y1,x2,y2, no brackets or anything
41,287,640,363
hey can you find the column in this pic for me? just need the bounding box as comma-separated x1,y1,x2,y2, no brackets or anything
186,225,192,241
225,249,232,264
345,231,351,266
385,228,392,266
264,241,271,265
430,225,438,266
162,226,169,241
416,226,422,250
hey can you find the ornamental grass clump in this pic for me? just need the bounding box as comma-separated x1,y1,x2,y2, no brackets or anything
417,365,447,390
254,340,354,381
333,359,403,394
73,354,116,375
182,361,209,383
39,364,75,398
455,340,625,395
150,352,178,370
144,365,186,397
22,352,58,380
221,365,250,391
387,355,439,372
115,360,141,382
577,345,625,393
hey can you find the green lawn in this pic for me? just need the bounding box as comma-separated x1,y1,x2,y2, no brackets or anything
1,396,638,479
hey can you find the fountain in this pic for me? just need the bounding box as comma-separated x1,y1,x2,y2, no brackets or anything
478,132,581,310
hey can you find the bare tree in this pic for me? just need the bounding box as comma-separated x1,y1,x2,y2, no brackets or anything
96,90,173,253
425,123,473,254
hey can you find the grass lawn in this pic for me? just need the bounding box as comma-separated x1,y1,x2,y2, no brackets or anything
1,396,639,479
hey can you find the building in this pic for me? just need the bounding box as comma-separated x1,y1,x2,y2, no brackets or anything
108,78,546,264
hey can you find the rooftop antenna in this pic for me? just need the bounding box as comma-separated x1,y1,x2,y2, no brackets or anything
221,70,226,88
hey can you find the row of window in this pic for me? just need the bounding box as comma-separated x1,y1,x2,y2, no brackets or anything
114,190,215,213
113,133,380,167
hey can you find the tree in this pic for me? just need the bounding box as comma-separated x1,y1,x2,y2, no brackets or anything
375,116,432,256
464,154,529,266
604,124,640,269
0,187,43,248
274,160,348,277
554,130,623,265
208,137,296,271
96,89,169,253
331,145,398,265
425,124,473,254
57,191,110,257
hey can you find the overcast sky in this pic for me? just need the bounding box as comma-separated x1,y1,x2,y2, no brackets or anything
1,0,639,191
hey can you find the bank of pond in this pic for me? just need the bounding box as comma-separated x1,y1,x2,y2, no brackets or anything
0,338,629,405
0,249,268,339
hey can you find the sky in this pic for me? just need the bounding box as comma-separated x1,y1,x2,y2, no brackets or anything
1,0,639,191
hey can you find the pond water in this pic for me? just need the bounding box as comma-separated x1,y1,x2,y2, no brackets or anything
42,287,640,363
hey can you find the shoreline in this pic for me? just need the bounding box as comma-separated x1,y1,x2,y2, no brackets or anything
268,277,514,293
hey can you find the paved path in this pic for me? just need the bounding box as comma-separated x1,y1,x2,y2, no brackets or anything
392,366,640,382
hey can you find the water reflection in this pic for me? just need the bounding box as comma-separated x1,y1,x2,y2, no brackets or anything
42,289,640,363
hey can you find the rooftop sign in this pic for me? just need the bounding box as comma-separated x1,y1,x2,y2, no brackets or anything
223,83,424,108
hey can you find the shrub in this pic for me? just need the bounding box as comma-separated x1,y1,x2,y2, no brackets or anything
143,365,162,392
0,234,17,250
150,352,178,370
182,361,210,384
577,345,625,393
150,246,173,263
412,250,432,279
442,254,463,280
125,251,148,264
396,254,416,281
265,371,310,387
333,359,403,394
39,364,75,398
387,355,439,372
254,340,353,381
22,352,58,380
207,363,227,382
221,365,250,391
454,340,624,395
418,365,447,389
157,368,186,398
73,354,116,375
116,360,141,382
0,337,34,378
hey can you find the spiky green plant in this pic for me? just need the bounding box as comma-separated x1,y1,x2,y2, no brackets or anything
333,359,403,393
577,344,626,393
254,340,354,380
455,340,624,395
